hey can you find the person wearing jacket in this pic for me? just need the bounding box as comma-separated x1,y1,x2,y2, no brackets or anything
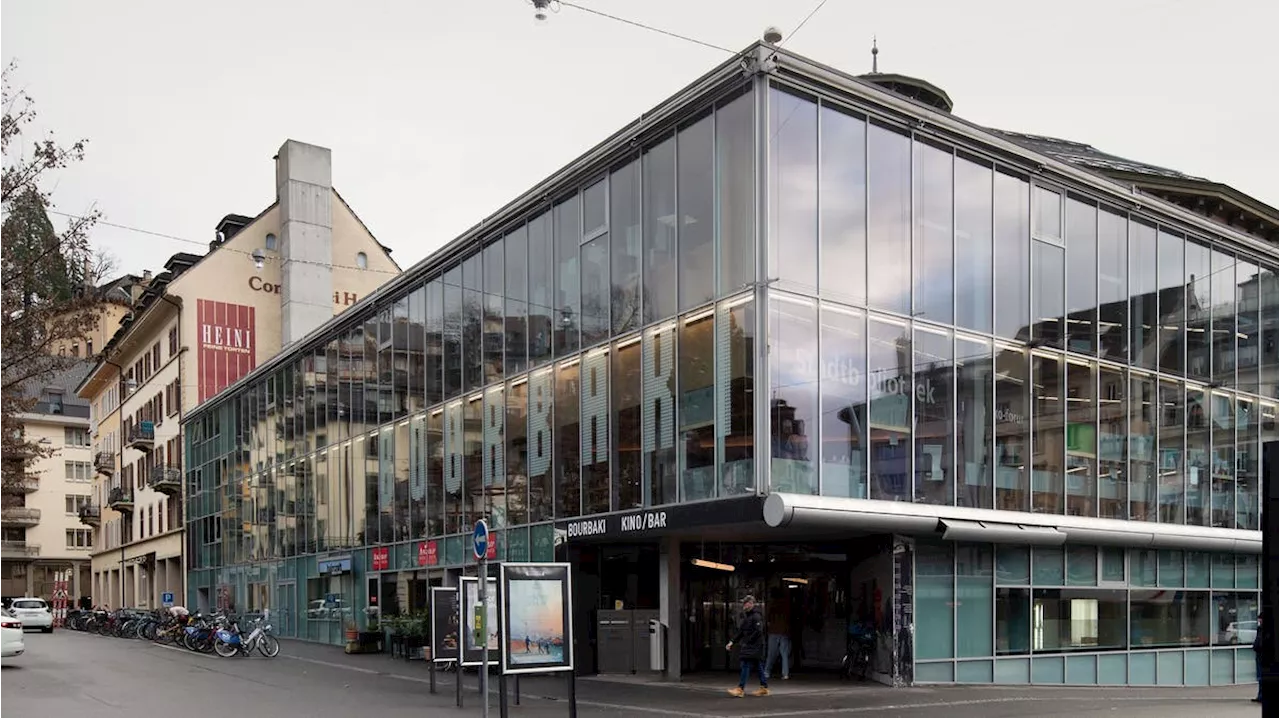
1255,611,1272,704
726,595,768,697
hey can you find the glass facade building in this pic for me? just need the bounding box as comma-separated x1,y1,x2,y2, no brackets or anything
185,45,1275,684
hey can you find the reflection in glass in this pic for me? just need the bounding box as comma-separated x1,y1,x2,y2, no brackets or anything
1210,249,1235,388
996,587,1031,655
426,407,444,537
1235,397,1259,530
1185,387,1209,526
914,141,954,325
1157,378,1182,524
768,87,818,291
1260,265,1278,398
1130,590,1210,648
484,241,505,386
679,310,716,501
1128,373,1156,522
994,172,1030,341
869,317,911,501
819,104,866,306
528,212,555,369
642,322,678,506
643,136,677,324
678,112,715,311
1210,392,1234,529
717,88,755,296
505,378,529,527
610,159,642,335
444,269,463,398
1031,353,1063,514
484,386,505,527
995,345,1029,512
505,226,529,375
1097,209,1128,362
1211,591,1259,645
820,304,866,498
527,368,555,523
1032,242,1064,348
1033,187,1062,242
1185,241,1212,381
612,336,643,510
1129,221,1158,370
1097,365,1127,519
769,294,818,495
581,235,610,348
463,255,483,391
555,362,580,517
1031,588,1126,653
914,325,954,505
957,336,993,508
867,123,911,315
1065,198,1097,354
1065,360,1096,517
720,297,756,496
554,196,580,357
1236,259,1261,395
580,348,610,514
955,155,993,333
465,394,483,535
1157,230,1185,376
443,400,464,534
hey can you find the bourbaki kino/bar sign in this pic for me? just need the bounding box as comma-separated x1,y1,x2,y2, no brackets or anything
558,496,763,541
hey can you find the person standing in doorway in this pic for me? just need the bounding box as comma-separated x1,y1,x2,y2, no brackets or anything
765,590,792,681
726,595,768,697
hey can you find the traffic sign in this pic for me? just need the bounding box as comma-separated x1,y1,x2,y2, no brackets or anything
473,519,490,560
162,592,175,607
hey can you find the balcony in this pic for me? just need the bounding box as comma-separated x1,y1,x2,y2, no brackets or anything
107,487,135,513
1,506,41,527
149,465,181,496
79,504,101,527
2,476,39,493
125,422,156,452
94,451,116,476
0,540,40,560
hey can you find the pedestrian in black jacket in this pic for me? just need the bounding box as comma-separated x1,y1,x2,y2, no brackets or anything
1255,611,1272,704
726,595,768,697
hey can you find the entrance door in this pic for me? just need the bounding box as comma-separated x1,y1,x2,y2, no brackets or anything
274,581,297,638
683,571,766,672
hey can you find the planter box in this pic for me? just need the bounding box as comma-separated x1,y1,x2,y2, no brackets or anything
344,631,384,654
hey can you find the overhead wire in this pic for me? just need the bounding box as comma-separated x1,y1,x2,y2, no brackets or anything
557,1,737,55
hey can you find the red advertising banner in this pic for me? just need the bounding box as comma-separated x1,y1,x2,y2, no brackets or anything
197,299,256,403
486,535,497,560
419,540,438,567
372,546,389,571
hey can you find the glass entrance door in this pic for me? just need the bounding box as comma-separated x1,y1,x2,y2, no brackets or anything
274,581,297,638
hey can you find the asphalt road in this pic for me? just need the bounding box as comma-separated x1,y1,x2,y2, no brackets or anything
0,630,1264,718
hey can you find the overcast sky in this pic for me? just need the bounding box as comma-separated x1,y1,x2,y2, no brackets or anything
4,0,1277,279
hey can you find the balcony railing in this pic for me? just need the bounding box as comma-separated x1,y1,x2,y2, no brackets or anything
125,422,156,452
0,506,41,526
107,487,135,513
0,540,40,559
2,476,39,493
94,452,116,476
79,504,101,526
149,465,181,495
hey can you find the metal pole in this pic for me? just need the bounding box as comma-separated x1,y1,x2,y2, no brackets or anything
1261,440,1277,713
429,646,437,694
567,668,577,718
456,588,464,708
481,559,489,718
499,672,509,718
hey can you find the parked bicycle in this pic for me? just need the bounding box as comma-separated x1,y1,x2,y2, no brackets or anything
214,615,280,658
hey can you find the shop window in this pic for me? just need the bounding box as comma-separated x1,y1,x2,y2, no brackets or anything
956,544,994,658
996,587,1031,655
915,543,954,660
1031,588,1126,653
719,297,756,497
1130,590,1210,648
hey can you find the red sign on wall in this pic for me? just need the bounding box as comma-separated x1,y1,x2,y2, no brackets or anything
197,299,256,403
371,546,389,571
419,541,438,567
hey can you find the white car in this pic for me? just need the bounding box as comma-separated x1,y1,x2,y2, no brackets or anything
1225,620,1258,645
1,612,24,658
9,598,53,632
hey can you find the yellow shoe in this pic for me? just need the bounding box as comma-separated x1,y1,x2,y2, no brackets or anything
727,687,744,697
752,688,770,697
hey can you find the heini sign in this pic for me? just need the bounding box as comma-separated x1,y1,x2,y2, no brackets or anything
197,299,256,402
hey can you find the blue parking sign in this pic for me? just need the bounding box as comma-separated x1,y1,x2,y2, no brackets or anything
162,592,174,607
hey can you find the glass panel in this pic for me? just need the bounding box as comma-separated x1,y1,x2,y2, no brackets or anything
1129,220,1158,369
1065,360,1096,517
1131,549,1157,587
505,377,529,527
820,304,866,498
957,336,993,509
1032,547,1064,586
1100,547,1125,583
554,196,580,357
1129,373,1156,521
1236,555,1258,589
1210,249,1236,387
1158,549,1184,587
957,544,994,658
582,178,607,238
1031,353,1063,514
642,322,678,506
1032,242,1064,348
1033,187,1062,242
483,386,505,527
443,399,465,533
426,407,443,536
484,256,505,386
613,336,643,510
527,368,555,523
1260,264,1278,398
1186,551,1210,588
956,660,993,683
1157,230,1185,376
1031,588,1126,652
465,394,483,533
678,111,715,311
1236,259,1260,394
997,545,1030,585
994,171,1030,341
818,103,866,306
1185,241,1212,381
868,122,911,314
610,159,642,335
444,268,464,398
463,256,484,391
916,543,955,660
1065,546,1096,586
1130,590,1210,648
555,362,580,518
1065,655,1098,685
581,234,610,348
1097,209,1128,363
1095,366,1126,517
914,325,954,505
995,345,1030,512
679,309,717,501
1211,591,1258,645
996,587,1031,655
717,88,754,296
913,140,953,325
1066,198,1097,354
955,155,993,333
1186,387,1209,526
869,317,911,501
528,211,555,368
580,348,609,514
505,227,529,376
643,136,677,324
768,87,818,292
770,295,818,495
1098,653,1127,684
1235,398,1259,530
720,298,756,496
1157,379,1185,524
1209,392,1234,528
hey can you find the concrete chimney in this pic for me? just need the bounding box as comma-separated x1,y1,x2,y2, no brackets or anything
275,140,334,346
